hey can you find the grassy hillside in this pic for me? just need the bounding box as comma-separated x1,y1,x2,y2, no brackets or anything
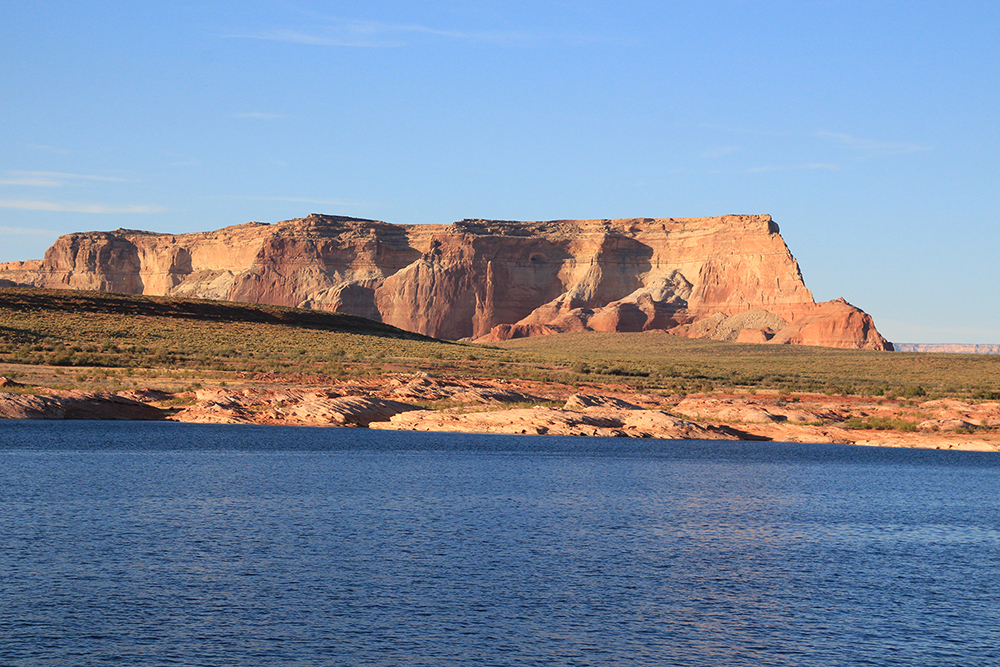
1,286,998,399
0,286,480,372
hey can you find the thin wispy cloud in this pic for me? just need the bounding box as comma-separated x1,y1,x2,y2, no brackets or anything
233,28,397,48
0,200,166,214
164,151,199,167
744,163,841,173
0,177,63,187
232,112,289,120
699,146,740,159
707,163,841,175
6,170,133,185
818,132,929,156
227,17,543,48
691,126,930,159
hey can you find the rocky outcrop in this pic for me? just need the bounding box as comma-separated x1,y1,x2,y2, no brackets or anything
1,373,998,450
0,389,164,420
370,405,744,440
0,213,891,350
170,388,420,426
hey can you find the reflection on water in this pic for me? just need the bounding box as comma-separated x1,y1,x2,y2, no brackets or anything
1,421,999,666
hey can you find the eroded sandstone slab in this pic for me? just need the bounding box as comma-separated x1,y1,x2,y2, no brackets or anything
0,389,164,420
1,373,998,451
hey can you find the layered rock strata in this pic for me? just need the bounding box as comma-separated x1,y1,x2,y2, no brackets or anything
0,387,164,420
0,213,891,349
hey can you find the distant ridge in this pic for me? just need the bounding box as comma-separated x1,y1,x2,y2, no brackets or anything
894,344,1000,355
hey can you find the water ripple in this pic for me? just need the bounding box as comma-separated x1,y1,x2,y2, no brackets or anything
1,422,999,665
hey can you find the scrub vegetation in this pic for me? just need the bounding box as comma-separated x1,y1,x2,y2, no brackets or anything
1,286,998,400
501,332,1000,399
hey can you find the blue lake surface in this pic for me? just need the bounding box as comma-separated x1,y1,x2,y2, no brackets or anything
2,421,999,666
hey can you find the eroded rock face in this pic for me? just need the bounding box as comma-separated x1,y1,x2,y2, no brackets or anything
0,213,892,350
0,390,164,420
170,389,420,426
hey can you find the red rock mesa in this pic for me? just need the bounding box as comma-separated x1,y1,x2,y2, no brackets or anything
0,214,891,350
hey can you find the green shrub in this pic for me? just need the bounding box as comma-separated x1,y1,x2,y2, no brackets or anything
972,388,1000,401
844,416,918,432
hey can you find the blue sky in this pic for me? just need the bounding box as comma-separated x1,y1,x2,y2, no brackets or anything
2,1,997,343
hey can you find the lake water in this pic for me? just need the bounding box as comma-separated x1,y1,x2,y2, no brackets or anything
1,421,999,666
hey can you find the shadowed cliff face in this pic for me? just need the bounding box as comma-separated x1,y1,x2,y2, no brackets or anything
0,213,893,350
41,232,146,294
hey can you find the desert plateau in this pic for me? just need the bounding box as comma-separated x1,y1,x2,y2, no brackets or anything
0,213,891,349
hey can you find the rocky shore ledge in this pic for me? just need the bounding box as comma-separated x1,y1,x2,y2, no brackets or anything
1,374,997,452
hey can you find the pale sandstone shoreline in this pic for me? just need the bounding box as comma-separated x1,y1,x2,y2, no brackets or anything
2,373,997,453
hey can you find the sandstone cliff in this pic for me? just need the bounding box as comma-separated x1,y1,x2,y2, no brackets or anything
0,213,891,350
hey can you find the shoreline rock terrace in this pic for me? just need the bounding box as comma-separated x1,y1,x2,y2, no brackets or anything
1,373,996,451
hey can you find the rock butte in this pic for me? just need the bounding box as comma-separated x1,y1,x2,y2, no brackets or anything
0,213,891,350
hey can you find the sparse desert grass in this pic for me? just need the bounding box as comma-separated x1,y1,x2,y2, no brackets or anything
0,287,514,386
2,287,999,399
497,331,1000,399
